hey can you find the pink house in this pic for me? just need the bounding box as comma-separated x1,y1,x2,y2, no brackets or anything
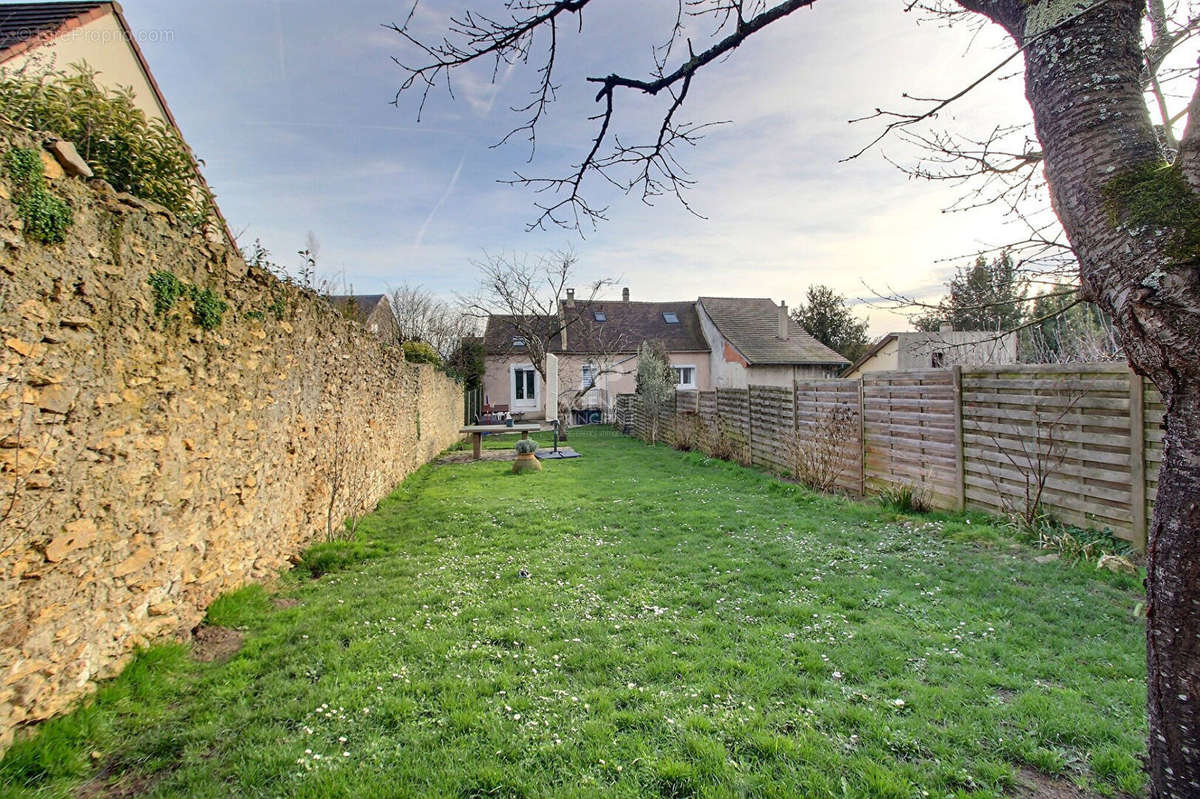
480,290,847,423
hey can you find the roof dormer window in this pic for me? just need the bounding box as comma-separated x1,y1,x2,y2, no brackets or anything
513,336,526,347
662,312,679,324
594,311,607,322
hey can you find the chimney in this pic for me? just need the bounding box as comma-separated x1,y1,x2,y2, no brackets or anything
939,322,952,333
778,300,789,339
566,288,575,308
622,287,630,303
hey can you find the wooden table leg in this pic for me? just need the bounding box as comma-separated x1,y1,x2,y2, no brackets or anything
473,432,482,459
520,431,530,440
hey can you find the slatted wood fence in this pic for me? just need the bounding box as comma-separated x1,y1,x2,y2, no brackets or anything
616,364,1163,549
794,379,862,495
864,371,958,508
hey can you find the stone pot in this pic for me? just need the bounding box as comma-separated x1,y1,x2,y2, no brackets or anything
512,452,542,474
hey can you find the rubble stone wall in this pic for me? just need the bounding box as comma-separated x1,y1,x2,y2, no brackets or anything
0,142,463,750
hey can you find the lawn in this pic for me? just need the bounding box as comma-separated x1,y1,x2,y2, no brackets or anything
0,428,1147,798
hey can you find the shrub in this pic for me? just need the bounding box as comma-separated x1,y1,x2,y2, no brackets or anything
403,340,442,367
706,416,743,463
673,413,702,452
878,483,933,514
4,146,71,243
787,405,857,492
635,341,674,443
0,63,212,227
514,439,539,455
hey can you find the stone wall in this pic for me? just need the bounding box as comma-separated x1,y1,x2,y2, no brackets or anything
0,136,464,750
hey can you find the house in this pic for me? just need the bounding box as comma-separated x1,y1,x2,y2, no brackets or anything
842,328,1018,378
697,296,849,389
480,289,847,422
0,1,232,244
328,294,398,342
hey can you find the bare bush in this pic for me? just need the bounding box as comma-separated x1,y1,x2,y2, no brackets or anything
673,413,701,452
982,385,1082,531
704,416,749,465
788,405,857,493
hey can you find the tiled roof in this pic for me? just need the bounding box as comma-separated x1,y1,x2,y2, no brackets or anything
481,301,709,355
698,296,848,366
0,2,105,56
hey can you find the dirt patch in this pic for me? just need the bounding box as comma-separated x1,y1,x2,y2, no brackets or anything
1012,767,1103,799
74,757,163,799
272,597,300,609
437,449,517,464
191,625,243,664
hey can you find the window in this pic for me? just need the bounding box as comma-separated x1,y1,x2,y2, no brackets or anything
931,351,946,368
673,365,696,389
593,311,607,322
581,363,596,389
662,311,679,324
514,367,536,400
512,336,526,347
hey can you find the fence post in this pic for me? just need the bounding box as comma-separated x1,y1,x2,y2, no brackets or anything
747,387,754,467
952,365,966,512
857,378,866,497
1129,367,1147,551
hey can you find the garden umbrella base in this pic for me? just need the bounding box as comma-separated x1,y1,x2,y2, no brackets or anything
537,448,581,459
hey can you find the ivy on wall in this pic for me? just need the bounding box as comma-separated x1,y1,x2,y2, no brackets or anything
147,270,228,331
4,147,72,244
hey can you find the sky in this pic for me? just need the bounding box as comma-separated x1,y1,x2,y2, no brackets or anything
107,0,1035,335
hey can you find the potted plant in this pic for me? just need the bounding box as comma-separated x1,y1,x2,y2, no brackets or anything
512,438,542,474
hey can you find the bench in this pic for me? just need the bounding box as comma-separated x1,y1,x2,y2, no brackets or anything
459,424,542,459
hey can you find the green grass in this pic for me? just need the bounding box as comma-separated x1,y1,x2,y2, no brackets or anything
0,429,1147,798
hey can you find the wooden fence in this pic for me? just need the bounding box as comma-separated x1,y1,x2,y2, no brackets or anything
617,363,1163,549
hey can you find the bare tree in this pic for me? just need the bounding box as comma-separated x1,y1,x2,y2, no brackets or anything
392,3,1200,790
388,284,480,359
554,315,636,425
460,248,614,391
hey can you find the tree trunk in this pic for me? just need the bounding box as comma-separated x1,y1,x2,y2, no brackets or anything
1145,385,1200,797
959,0,1200,794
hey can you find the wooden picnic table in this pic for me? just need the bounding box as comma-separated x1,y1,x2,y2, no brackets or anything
459,424,541,459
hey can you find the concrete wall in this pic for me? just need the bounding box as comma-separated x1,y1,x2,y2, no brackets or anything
740,364,841,388
896,331,1017,369
0,144,462,751
847,337,901,377
849,332,1018,377
696,302,736,388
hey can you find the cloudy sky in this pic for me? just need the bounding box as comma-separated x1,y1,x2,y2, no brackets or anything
113,0,1036,335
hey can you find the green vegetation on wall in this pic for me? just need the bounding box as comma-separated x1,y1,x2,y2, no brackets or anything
0,63,212,227
4,147,72,243
402,340,442,367
147,270,228,331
